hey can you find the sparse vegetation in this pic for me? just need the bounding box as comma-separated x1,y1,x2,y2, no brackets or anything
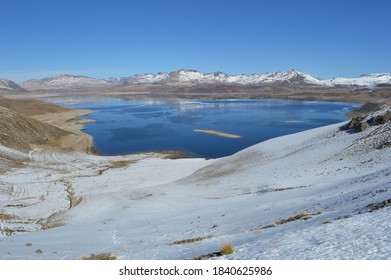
45,138,61,147
0,228,28,236
35,249,43,254
111,160,137,168
367,198,391,212
0,213,14,220
193,242,235,260
276,210,312,225
81,253,117,260
336,215,352,220
220,243,235,255
170,235,212,245
260,210,322,230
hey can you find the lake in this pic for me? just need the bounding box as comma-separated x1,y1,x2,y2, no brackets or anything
53,98,359,158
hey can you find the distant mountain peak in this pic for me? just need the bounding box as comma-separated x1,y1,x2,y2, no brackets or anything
0,78,26,92
21,75,110,90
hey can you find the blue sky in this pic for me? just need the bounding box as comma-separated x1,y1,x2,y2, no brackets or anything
1,0,390,82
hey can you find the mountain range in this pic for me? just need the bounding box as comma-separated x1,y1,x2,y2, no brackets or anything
1,70,391,92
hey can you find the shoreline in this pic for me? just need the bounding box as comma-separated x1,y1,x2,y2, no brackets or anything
4,89,390,104
32,109,95,153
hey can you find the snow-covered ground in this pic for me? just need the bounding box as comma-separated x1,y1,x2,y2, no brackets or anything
0,109,390,260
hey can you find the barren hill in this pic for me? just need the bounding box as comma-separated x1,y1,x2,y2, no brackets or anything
0,105,69,152
0,96,69,116
0,97,92,154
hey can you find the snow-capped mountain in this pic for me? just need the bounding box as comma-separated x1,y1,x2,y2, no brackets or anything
0,78,26,92
15,70,391,92
123,69,391,89
21,74,111,91
323,73,391,88
125,69,324,86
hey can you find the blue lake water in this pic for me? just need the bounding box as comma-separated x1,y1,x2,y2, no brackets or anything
57,98,359,158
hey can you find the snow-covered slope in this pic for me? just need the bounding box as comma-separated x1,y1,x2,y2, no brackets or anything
0,79,26,92
1,107,390,260
21,74,110,90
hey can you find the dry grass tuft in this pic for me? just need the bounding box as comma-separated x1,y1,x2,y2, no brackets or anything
81,253,117,260
220,243,235,255
192,242,235,260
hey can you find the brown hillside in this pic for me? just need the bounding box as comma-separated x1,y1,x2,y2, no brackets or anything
0,96,70,116
0,105,70,151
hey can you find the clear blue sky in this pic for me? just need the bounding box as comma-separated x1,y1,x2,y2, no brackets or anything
1,0,390,82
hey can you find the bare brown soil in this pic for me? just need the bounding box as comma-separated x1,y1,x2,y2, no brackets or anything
33,109,94,153
0,96,93,153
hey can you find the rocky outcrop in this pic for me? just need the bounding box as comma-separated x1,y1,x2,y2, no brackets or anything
344,106,391,133
345,116,369,132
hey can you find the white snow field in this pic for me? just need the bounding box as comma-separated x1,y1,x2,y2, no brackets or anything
0,108,390,260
